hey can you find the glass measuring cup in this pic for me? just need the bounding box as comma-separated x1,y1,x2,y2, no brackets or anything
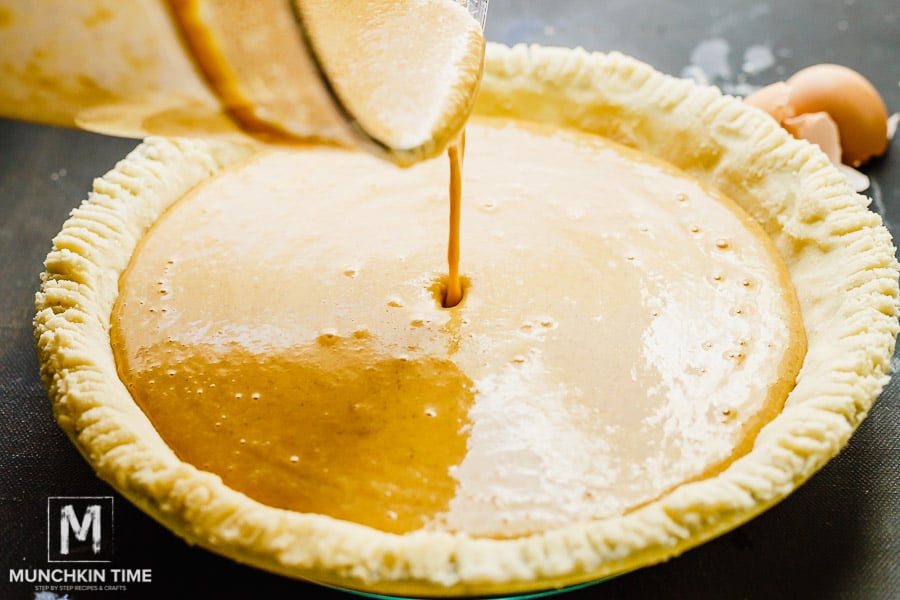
0,0,488,166
461,0,490,28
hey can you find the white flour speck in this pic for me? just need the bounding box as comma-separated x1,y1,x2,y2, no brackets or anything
682,38,731,82
742,45,775,75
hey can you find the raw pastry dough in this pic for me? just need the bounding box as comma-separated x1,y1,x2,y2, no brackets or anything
35,44,899,596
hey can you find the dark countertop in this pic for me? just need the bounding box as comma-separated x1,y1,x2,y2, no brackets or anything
2,1,898,598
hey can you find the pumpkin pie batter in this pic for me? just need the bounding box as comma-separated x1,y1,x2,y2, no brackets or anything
109,117,806,538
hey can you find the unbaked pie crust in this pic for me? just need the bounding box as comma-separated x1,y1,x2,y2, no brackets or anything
34,43,899,596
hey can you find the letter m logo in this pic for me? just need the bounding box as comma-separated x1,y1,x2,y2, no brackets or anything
60,504,101,555
47,497,114,563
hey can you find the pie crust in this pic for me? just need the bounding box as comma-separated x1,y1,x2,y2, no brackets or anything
34,43,899,596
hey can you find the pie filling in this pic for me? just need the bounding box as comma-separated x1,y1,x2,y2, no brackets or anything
110,117,806,538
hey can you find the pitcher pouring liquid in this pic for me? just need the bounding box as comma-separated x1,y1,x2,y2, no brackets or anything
0,0,487,166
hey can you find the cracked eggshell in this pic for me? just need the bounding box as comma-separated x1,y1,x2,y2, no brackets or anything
782,111,842,164
744,81,796,124
745,64,889,167
786,64,888,166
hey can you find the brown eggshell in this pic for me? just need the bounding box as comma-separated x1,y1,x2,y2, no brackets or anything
786,64,888,166
782,112,842,164
744,82,797,124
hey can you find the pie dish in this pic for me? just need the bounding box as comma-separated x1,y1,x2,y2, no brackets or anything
34,43,899,596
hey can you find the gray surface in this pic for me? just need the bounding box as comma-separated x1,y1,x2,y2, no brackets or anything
2,1,899,598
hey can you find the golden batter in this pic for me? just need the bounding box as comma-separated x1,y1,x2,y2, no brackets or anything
110,117,806,538
445,134,465,308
